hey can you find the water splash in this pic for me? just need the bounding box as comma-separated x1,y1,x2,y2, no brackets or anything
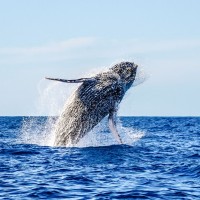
37,78,78,116
19,79,78,146
76,118,145,147
133,65,149,87
19,116,56,146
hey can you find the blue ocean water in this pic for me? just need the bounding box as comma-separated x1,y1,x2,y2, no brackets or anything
0,117,200,199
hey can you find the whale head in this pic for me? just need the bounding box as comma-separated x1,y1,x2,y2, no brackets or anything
110,62,138,90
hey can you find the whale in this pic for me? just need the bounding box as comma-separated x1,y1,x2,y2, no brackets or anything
46,61,138,147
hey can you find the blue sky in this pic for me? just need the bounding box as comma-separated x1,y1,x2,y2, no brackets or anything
0,0,200,116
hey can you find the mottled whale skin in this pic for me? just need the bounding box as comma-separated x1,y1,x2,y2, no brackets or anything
46,62,138,147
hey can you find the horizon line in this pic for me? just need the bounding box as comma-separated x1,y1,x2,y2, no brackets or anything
0,115,199,118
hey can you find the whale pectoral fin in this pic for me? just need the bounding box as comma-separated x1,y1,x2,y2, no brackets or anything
45,77,95,83
108,112,123,144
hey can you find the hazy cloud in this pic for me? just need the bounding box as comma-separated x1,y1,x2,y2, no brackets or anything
0,37,200,64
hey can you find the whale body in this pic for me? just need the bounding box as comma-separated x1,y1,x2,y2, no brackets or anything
46,62,138,147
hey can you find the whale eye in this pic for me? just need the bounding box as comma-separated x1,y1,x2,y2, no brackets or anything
127,67,132,74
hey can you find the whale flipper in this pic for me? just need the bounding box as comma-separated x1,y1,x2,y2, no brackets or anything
108,111,123,144
45,77,95,83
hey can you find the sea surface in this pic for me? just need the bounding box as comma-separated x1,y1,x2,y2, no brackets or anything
0,116,200,200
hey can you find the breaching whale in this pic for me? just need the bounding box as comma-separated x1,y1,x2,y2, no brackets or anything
46,62,138,147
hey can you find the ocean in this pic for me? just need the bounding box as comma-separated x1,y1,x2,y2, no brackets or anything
0,116,200,199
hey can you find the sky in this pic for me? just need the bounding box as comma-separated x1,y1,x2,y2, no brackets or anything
0,0,200,116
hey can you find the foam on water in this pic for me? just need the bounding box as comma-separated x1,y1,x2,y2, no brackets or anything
19,117,55,146
76,118,145,147
20,116,145,147
20,64,147,147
